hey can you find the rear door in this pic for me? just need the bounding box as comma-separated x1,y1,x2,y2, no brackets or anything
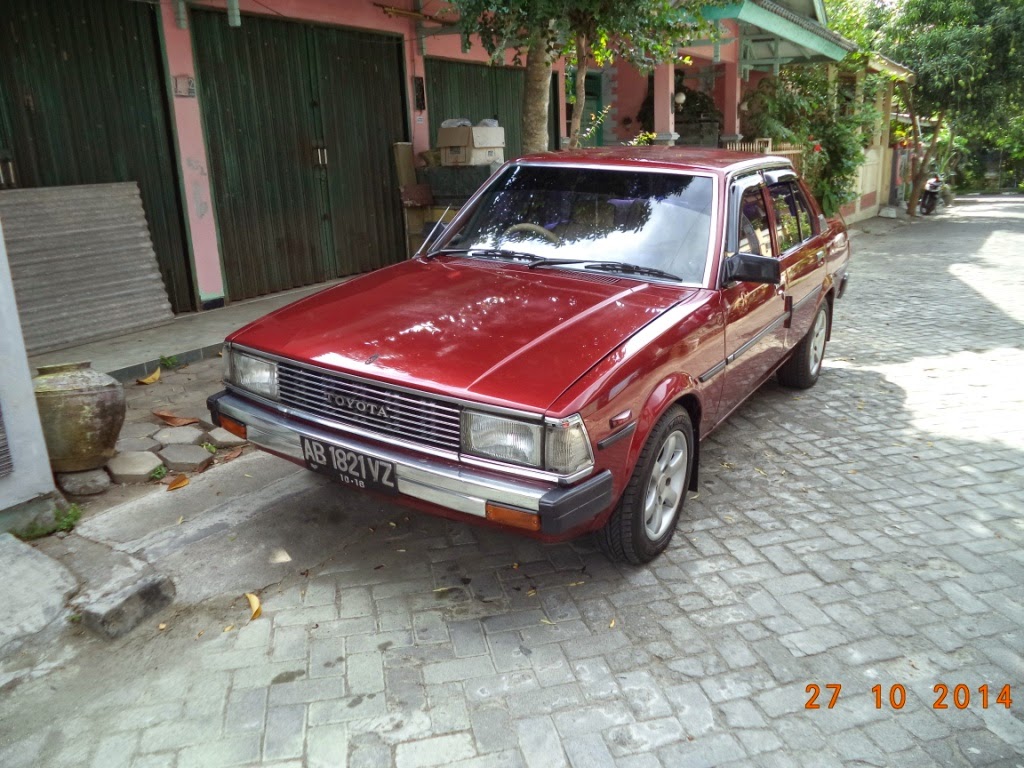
765,173,828,344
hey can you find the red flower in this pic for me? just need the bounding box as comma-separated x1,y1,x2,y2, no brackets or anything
813,143,823,153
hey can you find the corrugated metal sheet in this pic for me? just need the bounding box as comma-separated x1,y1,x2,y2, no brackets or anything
0,183,174,355
191,11,407,300
426,58,526,158
0,0,193,311
0,405,12,478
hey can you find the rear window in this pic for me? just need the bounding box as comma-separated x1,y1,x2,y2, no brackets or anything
447,165,714,283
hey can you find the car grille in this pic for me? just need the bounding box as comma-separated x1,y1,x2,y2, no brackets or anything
277,362,462,452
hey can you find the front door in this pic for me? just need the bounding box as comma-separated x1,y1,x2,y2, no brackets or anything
192,11,408,301
717,180,788,420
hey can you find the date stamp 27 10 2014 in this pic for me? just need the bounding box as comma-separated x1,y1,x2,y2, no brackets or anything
805,683,1014,710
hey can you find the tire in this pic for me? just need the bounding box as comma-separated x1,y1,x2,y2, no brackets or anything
922,194,936,215
596,407,694,564
778,301,830,389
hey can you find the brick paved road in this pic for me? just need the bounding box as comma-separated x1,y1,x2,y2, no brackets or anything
1,198,1023,767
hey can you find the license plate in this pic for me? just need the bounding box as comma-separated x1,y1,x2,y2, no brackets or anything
300,436,397,495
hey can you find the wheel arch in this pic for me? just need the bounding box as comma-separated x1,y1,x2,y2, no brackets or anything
626,376,703,494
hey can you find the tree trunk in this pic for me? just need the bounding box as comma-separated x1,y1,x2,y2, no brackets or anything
521,32,553,155
568,33,589,149
906,109,945,215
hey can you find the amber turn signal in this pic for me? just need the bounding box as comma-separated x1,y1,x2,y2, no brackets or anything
220,415,247,440
485,502,541,531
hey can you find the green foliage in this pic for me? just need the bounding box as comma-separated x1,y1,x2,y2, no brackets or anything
830,0,1024,207
202,442,217,454
742,65,883,215
16,503,83,541
447,0,720,146
159,355,180,370
624,131,658,146
446,0,715,68
149,464,168,481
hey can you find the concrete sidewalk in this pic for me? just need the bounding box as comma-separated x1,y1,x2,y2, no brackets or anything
28,279,346,382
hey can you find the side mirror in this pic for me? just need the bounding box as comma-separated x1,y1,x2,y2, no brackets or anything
722,252,781,285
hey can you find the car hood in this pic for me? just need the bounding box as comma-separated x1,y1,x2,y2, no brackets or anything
229,257,695,412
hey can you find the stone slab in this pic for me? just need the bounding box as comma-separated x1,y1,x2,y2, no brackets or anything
38,534,175,640
118,422,160,440
115,436,160,454
56,469,112,496
0,533,78,659
157,444,214,473
206,427,247,449
153,426,206,446
107,451,164,483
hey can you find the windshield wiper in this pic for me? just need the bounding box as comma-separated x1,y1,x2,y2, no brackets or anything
528,257,680,282
424,247,535,262
584,262,681,281
526,257,586,269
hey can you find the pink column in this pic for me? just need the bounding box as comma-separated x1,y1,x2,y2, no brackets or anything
159,0,224,305
653,62,677,146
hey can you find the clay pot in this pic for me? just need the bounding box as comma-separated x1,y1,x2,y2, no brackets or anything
33,362,126,473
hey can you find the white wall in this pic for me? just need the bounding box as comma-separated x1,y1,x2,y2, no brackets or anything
0,220,57,513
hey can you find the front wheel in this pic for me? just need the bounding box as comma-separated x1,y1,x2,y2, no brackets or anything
596,407,694,564
778,301,830,389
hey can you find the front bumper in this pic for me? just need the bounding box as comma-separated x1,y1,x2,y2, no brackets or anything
208,391,613,536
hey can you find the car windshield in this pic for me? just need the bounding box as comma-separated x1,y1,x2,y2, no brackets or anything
440,165,714,283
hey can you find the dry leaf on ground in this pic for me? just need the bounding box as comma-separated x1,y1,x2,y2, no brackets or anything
167,475,189,491
152,409,199,427
136,368,161,385
220,447,243,463
244,592,262,620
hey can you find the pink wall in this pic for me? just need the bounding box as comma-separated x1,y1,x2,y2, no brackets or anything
159,0,530,304
613,62,649,141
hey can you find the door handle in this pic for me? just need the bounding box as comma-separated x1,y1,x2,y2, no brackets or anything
815,249,825,264
321,146,328,166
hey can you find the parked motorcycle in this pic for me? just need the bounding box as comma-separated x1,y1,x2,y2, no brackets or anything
919,174,943,215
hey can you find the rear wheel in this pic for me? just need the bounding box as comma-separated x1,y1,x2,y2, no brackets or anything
778,301,830,389
596,407,693,564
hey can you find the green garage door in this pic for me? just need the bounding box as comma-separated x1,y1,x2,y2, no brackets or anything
191,11,408,301
426,59,527,158
0,0,194,312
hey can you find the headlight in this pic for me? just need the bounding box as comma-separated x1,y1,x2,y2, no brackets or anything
462,411,543,467
545,415,594,475
227,348,278,400
461,410,594,475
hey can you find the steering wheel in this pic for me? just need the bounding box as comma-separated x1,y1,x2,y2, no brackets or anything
502,222,562,245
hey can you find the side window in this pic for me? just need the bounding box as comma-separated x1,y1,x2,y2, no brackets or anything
737,187,772,257
768,183,800,253
792,184,816,241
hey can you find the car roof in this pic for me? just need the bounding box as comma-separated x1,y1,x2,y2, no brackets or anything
513,146,793,177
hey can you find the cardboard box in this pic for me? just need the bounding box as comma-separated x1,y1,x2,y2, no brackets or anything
436,126,505,166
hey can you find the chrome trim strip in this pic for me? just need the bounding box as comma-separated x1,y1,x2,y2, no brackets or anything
698,360,727,383
792,285,823,310
726,313,789,364
597,422,637,450
218,394,550,517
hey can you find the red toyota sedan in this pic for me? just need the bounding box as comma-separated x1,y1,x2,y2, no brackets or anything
209,148,850,563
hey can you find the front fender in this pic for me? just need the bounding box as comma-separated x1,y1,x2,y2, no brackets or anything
623,373,702,491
